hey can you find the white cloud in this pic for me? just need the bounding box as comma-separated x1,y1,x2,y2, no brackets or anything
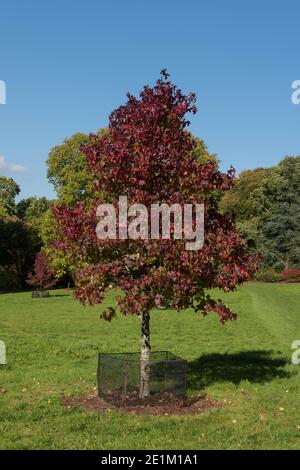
0,155,28,174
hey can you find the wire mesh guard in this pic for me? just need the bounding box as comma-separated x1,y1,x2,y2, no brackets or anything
97,351,187,401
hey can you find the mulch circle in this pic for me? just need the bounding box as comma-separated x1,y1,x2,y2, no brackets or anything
63,391,220,416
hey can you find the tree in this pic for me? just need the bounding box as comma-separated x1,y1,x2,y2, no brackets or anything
0,176,20,216
220,168,268,221
27,251,58,290
0,201,7,218
46,131,107,206
39,207,76,280
45,130,216,281
44,123,216,280
188,134,218,165
0,181,48,291
220,157,300,270
46,133,90,205
45,132,107,278
46,130,216,207
256,156,300,270
17,196,51,222
52,71,258,398
0,216,40,288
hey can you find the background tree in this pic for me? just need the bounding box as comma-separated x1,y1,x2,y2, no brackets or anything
27,251,59,291
46,131,108,206
0,181,49,291
53,72,258,398
17,196,51,221
45,131,108,278
39,207,76,281
188,134,218,165
0,217,40,288
17,196,52,233
220,168,268,221
0,176,20,216
256,156,300,270
46,133,90,205
220,157,300,271
0,201,7,218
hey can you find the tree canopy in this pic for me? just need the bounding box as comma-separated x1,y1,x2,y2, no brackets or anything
0,176,20,216
46,131,107,206
53,72,258,321
221,156,300,270
0,216,40,288
27,251,59,290
52,72,259,397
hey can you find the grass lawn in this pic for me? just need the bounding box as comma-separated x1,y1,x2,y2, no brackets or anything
0,283,300,450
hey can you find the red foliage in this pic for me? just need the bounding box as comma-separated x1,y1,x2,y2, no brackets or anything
52,71,259,322
27,251,58,290
282,269,300,283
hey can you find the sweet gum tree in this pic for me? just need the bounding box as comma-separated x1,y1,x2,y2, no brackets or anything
52,71,258,398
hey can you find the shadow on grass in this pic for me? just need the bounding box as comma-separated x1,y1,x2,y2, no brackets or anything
50,294,70,298
188,350,291,390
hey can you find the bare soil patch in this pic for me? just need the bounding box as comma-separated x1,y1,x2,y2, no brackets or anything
63,391,220,416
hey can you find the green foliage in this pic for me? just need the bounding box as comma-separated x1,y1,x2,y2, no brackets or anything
220,168,268,220
0,176,20,216
46,131,107,205
44,130,111,278
255,269,283,283
237,219,260,251
221,156,300,271
0,179,47,290
0,216,41,288
39,208,75,278
46,130,211,206
0,265,19,292
257,156,300,270
188,134,218,165
17,196,51,222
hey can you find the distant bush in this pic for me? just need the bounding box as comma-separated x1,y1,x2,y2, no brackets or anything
0,267,19,293
282,269,300,283
255,269,283,283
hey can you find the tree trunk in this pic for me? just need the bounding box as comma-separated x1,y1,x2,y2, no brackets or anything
139,310,151,399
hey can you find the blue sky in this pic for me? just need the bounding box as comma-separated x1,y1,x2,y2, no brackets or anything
0,0,300,200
